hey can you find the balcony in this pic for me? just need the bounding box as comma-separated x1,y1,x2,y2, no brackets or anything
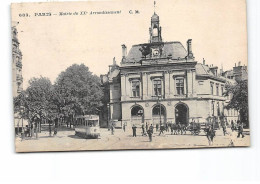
16,61,22,68
16,74,23,82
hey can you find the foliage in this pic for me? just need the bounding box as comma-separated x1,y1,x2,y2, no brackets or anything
14,77,55,123
54,64,103,116
14,64,104,126
224,80,249,126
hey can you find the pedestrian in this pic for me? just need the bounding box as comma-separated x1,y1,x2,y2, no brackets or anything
141,123,146,136
54,117,58,136
30,122,34,137
205,124,215,146
132,124,137,137
165,123,168,132
156,124,159,132
149,124,154,134
237,120,245,138
159,124,164,136
231,120,235,132
147,129,152,142
145,122,148,132
170,123,174,135
111,123,114,135
221,120,227,136
123,123,126,132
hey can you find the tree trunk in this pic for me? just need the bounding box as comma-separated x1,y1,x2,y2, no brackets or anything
35,121,38,139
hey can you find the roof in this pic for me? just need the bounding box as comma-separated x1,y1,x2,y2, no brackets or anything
151,13,159,21
108,68,120,80
195,63,228,82
195,63,214,76
125,42,188,63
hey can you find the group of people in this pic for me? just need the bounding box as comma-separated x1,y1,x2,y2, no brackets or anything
109,119,246,145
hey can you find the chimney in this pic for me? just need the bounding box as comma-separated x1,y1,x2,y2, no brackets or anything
235,63,236,67
187,39,193,58
238,61,241,66
121,44,127,58
203,58,205,65
113,57,116,65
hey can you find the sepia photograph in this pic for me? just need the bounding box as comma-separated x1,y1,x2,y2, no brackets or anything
11,0,249,152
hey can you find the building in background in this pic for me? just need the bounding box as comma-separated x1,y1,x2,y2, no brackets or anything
222,62,248,81
101,12,242,129
12,22,24,134
12,22,23,97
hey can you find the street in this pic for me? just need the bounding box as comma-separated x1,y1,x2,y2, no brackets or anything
15,126,250,152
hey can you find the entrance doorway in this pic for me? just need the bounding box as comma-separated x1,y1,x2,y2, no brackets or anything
131,105,144,125
175,103,189,125
152,104,166,125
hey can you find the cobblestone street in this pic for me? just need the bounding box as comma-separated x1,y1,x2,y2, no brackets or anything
15,126,250,152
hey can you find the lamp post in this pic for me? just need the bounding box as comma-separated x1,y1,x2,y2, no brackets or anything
107,104,110,129
20,106,24,140
157,96,162,126
212,99,215,127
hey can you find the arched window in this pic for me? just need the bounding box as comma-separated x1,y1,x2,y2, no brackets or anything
152,25,158,36
152,104,165,115
131,105,143,117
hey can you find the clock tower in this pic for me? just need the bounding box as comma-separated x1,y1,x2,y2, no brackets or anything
149,12,162,43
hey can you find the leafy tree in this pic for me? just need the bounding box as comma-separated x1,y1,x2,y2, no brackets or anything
55,64,104,118
14,77,56,136
224,80,249,127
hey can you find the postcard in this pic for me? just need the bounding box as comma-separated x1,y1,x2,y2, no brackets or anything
12,0,249,152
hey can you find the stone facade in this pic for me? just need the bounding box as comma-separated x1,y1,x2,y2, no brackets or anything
101,12,239,128
12,22,23,97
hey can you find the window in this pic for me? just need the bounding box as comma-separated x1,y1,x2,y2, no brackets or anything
131,81,140,97
152,25,158,36
211,101,214,116
216,84,219,96
153,79,162,96
176,78,184,95
211,83,214,95
217,102,220,116
221,86,224,96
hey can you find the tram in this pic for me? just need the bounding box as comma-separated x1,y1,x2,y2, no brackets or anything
74,115,100,139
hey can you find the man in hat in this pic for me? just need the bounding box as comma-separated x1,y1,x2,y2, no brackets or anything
237,120,245,138
132,124,137,137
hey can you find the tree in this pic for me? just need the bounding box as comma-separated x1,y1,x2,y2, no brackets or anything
14,76,56,137
224,80,249,127
55,64,104,122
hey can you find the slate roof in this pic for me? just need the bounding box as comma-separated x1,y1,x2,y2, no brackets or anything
195,63,228,82
125,42,188,63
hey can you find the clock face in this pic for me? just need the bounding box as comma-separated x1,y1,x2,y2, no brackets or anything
152,49,159,57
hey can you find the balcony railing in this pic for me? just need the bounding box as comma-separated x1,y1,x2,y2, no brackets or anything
16,61,22,68
16,75,23,82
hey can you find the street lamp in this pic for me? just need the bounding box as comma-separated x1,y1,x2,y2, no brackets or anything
212,99,215,127
20,105,24,140
107,104,110,129
157,96,162,126
212,99,215,117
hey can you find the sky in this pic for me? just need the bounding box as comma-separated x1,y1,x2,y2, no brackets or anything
11,0,248,89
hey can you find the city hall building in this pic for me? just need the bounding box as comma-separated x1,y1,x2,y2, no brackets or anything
101,12,239,128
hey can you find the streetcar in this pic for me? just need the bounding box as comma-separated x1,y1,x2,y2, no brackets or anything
74,115,100,139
